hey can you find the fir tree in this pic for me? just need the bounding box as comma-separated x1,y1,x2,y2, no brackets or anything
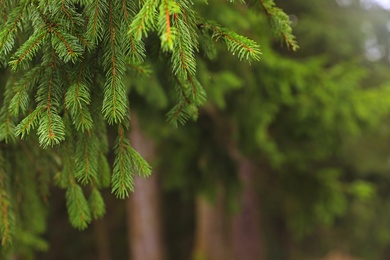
0,0,296,256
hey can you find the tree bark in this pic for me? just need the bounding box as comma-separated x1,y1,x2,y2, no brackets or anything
231,158,265,260
195,106,265,260
193,188,233,260
94,218,112,260
127,113,165,260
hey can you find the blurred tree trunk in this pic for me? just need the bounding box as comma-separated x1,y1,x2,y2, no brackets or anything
127,113,165,260
193,106,265,260
94,219,112,260
192,165,264,260
230,158,264,260
193,187,233,260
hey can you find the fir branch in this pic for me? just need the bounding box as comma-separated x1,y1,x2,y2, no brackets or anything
0,79,17,143
9,66,45,117
128,35,146,62
44,0,84,29
75,131,99,185
200,21,261,63
255,0,298,50
32,59,66,147
50,27,83,63
171,0,198,78
61,0,75,24
0,5,24,56
128,0,160,41
129,147,152,177
54,115,75,189
65,63,93,132
167,100,197,127
127,61,152,77
37,107,65,148
65,83,93,132
84,0,108,45
89,92,111,189
97,152,111,188
66,184,92,230
112,124,134,198
1,1,6,23
15,106,44,139
88,188,105,219
122,0,137,22
9,29,49,70
158,0,180,51
122,0,129,21
0,152,15,247
198,29,217,59
102,0,128,124
0,191,15,247
165,0,205,126
167,75,206,126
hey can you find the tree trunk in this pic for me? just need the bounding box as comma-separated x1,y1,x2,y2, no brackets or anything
200,105,265,260
94,218,112,260
231,158,265,260
192,161,265,260
127,113,165,260
193,188,233,260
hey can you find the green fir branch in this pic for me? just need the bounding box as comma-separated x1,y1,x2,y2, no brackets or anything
167,75,206,126
167,100,197,127
129,147,152,177
158,0,180,51
127,61,152,77
37,107,65,148
0,1,6,24
200,21,262,63
102,0,128,124
0,79,17,143
65,63,93,132
111,124,134,198
84,0,108,46
0,191,15,247
128,0,160,41
58,0,84,27
127,35,146,62
75,132,99,185
171,0,198,78
15,106,44,139
65,82,93,132
66,184,92,230
88,188,105,219
9,66,45,117
97,152,111,188
0,5,24,56
9,29,49,70
0,152,15,247
253,0,298,50
50,27,83,63
111,121,152,196
54,115,75,189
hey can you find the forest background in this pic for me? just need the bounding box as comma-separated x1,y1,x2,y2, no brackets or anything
2,0,390,259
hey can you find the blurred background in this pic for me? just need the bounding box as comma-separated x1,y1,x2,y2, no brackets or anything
36,0,390,259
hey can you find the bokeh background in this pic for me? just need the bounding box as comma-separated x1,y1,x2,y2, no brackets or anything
33,0,390,259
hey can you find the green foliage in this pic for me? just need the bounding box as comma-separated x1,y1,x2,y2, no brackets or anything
0,0,297,257
88,188,106,220
0,152,15,248
145,1,390,259
112,124,151,198
66,184,92,230
199,21,262,62
250,0,298,50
